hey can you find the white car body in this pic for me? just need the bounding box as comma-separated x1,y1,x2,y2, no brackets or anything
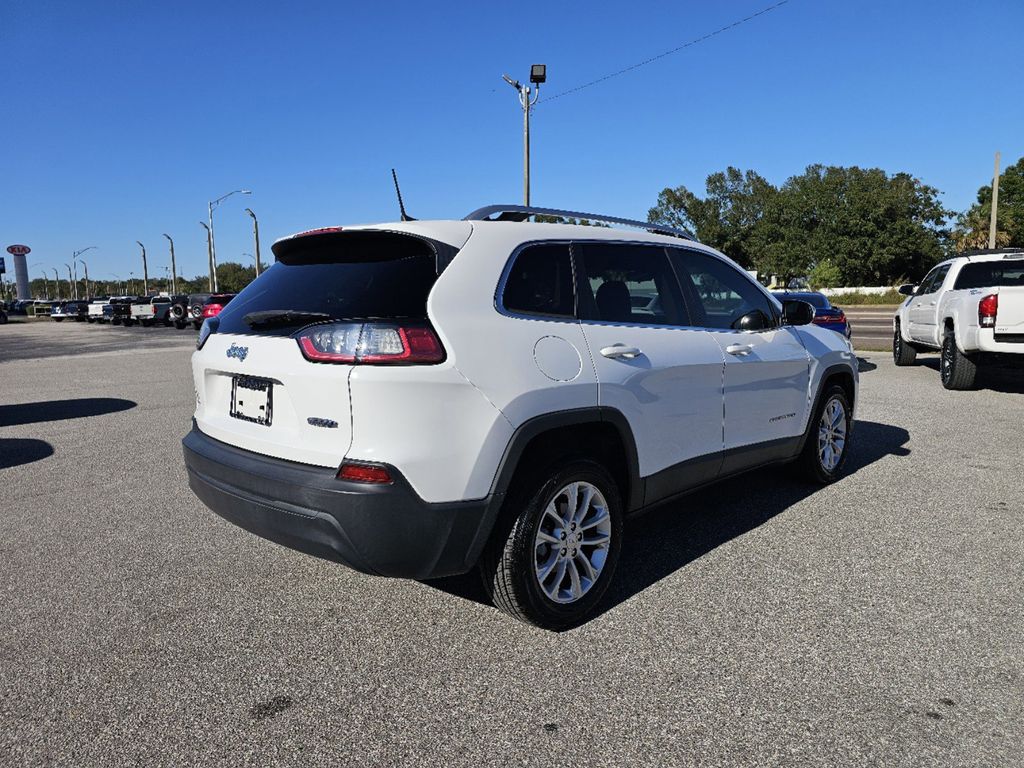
895,251,1024,355
88,300,106,321
183,208,858,626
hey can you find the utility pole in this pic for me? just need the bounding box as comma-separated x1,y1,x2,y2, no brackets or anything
78,260,91,298
245,207,261,277
136,241,149,295
163,233,177,294
502,65,546,205
200,221,213,291
52,268,61,300
64,263,74,299
988,151,1001,249
72,247,97,300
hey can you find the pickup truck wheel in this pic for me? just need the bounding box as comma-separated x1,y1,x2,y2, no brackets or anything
482,460,623,630
893,323,917,366
795,384,852,484
941,333,977,390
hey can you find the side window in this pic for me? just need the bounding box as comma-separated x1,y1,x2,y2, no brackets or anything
927,264,951,293
669,249,775,331
575,243,688,326
917,266,942,295
502,243,575,318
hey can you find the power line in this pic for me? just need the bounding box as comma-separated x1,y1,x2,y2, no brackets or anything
540,1,791,104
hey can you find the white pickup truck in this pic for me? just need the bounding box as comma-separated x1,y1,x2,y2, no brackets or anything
893,249,1024,389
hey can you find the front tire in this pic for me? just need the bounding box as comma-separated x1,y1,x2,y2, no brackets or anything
941,332,977,390
482,460,623,630
795,385,852,484
893,322,917,366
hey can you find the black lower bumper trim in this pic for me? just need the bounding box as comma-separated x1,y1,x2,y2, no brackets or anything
182,425,500,579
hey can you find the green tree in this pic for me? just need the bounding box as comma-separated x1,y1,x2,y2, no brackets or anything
953,155,1023,250
648,167,776,268
750,165,950,285
214,262,256,293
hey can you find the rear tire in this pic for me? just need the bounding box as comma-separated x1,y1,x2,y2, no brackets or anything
481,460,623,630
940,332,977,390
893,323,917,366
795,384,852,484
174,321,186,330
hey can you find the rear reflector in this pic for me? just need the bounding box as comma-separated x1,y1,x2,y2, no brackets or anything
979,293,998,327
297,322,445,365
337,463,392,484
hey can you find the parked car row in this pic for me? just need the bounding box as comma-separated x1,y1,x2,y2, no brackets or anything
11,293,237,330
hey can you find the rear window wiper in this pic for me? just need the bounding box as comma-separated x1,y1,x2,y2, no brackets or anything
243,310,332,328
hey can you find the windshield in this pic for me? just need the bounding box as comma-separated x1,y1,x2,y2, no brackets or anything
214,231,440,336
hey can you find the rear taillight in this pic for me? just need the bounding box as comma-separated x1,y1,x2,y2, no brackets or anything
296,322,445,365
811,315,829,324
337,463,392,484
978,294,998,327
151,306,157,314
201,303,223,318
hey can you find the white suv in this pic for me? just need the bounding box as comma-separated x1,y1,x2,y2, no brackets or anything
182,205,858,629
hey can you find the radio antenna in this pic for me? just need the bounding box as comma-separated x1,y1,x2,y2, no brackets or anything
391,168,414,221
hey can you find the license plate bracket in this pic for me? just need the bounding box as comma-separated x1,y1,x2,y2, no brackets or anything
230,375,274,426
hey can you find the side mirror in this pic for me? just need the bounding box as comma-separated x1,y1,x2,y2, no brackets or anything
781,300,815,326
732,309,771,331
897,284,917,296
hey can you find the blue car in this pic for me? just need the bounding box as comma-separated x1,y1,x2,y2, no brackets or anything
772,291,851,339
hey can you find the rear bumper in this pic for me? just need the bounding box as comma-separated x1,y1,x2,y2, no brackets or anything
182,425,500,579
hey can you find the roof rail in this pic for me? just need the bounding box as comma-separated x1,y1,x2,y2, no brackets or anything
463,204,697,242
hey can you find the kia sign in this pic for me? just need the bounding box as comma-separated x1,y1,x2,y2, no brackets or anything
6,245,31,300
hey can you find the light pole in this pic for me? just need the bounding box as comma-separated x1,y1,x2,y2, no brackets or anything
501,64,546,205
64,263,74,299
129,271,136,295
199,221,213,291
72,247,97,300
136,241,149,295
31,262,48,299
242,252,256,279
51,268,61,300
162,233,177,294
208,189,251,292
244,207,262,277
78,259,91,298
110,273,123,295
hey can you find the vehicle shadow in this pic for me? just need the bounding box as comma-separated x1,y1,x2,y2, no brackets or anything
918,359,1024,394
0,438,55,469
857,357,878,372
0,398,137,427
425,420,911,629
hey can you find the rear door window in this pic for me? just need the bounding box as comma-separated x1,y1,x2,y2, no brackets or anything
501,243,575,318
576,243,687,326
214,231,440,336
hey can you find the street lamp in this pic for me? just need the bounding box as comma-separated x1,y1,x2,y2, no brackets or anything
162,233,177,294
136,241,149,295
51,268,61,300
110,273,123,295
244,207,262,277
129,271,136,295
501,64,546,205
208,188,251,292
199,221,213,292
72,247,96,300
78,259,91,298
63,263,74,300
31,262,48,299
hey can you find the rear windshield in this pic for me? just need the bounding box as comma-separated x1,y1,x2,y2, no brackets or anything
214,231,439,336
954,261,1024,290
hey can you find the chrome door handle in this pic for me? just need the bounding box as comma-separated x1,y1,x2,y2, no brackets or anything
600,345,642,360
725,343,754,356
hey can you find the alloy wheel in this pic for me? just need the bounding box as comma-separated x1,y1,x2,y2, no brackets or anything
817,397,847,473
533,482,611,604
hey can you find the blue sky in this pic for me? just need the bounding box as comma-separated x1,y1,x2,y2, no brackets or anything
3,0,1023,281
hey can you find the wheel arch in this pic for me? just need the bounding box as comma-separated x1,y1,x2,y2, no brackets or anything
488,408,644,514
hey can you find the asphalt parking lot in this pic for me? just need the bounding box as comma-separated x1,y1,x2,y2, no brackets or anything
1,320,1022,767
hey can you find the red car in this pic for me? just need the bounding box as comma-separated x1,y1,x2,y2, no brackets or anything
196,293,236,329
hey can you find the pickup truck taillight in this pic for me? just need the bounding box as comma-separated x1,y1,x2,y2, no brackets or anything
978,294,998,328
296,322,445,365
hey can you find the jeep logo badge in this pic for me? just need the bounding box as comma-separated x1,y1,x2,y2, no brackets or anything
226,344,249,362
